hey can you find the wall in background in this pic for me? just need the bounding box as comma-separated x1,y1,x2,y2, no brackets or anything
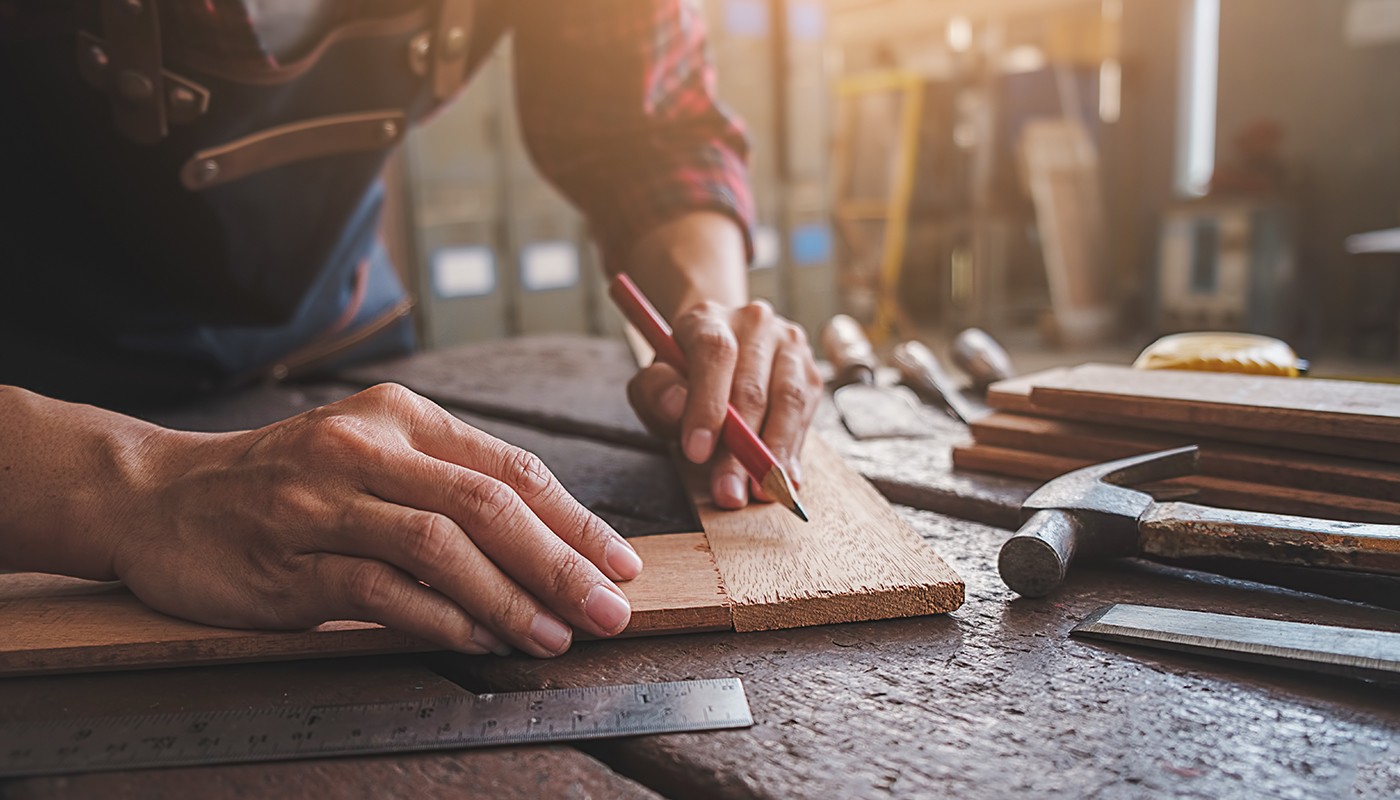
1214,0,1400,352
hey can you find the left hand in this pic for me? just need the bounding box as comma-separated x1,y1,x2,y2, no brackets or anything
627,299,823,508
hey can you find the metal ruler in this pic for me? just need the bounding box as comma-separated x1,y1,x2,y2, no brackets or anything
0,678,752,779
1073,603,1400,683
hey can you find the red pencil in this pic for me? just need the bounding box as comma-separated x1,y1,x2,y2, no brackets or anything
609,273,809,522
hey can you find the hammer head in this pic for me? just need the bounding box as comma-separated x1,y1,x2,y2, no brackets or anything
999,446,1200,597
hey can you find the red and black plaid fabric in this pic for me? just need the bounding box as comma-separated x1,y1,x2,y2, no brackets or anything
160,0,756,267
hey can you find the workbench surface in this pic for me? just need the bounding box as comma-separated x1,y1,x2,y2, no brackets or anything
5,336,1397,799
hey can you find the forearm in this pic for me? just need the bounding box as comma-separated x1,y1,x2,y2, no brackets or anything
0,386,183,579
624,211,749,320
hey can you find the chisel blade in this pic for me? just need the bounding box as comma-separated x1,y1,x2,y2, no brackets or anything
1072,603,1400,684
833,383,943,440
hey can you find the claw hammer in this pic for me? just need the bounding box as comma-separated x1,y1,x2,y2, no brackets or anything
998,446,1400,597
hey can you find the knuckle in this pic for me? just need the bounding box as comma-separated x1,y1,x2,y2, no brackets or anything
731,377,768,413
545,549,591,598
488,590,534,633
345,561,395,614
693,324,737,358
455,473,518,531
403,512,457,569
739,299,774,324
774,379,811,412
364,382,417,407
310,413,374,456
784,323,810,348
502,447,553,500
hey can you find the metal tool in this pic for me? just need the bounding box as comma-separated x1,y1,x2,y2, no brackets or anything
819,315,932,440
1073,603,1400,683
891,340,991,424
998,446,1400,597
0,678,753,779
950,328,1015,391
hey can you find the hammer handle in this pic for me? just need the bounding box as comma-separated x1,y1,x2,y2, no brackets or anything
1140,502,1400,576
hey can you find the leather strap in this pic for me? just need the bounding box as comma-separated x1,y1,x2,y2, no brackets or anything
99,0,166,144
180,110,406,191
434,0,476,100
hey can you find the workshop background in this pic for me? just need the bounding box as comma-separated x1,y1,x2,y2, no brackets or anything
382,0,1400,376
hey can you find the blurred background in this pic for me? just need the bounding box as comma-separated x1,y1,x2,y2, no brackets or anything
382,0,1400,377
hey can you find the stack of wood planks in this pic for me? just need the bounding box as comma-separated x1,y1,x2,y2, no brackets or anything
954,364,1400,523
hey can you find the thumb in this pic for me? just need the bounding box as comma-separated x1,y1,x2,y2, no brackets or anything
626,362,689,438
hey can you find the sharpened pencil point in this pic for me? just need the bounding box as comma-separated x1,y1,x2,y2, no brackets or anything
761,465,811,523
790,497,810,523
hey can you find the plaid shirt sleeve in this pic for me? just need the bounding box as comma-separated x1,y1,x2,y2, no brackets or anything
510,0,755,270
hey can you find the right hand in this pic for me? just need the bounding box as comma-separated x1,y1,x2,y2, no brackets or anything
113,383,643,658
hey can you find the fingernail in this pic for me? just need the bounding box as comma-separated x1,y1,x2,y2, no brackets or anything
529,614,572,656
472,626,512,657
790,460,804,486
716,474,747,508
606,537,644,579
685,428,714,463
585,584,632,635
659,385,687,424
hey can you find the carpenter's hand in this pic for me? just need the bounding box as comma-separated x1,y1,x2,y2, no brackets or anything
627,300,822,508
114,384,642,658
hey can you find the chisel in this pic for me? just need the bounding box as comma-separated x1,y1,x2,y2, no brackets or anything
819,315,934,440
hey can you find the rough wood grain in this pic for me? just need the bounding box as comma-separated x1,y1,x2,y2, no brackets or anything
689,436,963,632
971,413,1400,501
433,507,1400,800
1,658,659,800
1030,363,1400,444
988,367,1400,464
952,444,1400,524
0,532,727,677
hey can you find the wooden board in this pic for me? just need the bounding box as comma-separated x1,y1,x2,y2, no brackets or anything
952,444,1400,524
0,436,961,676
0,533,727,677
970,413,1400,502
686,437,964,632
1030,364,1400,444
987,367,1400,464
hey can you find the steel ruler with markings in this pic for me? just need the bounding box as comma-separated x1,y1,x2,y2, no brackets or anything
0,678,752,779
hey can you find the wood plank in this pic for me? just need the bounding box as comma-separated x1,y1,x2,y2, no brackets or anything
971,413,1400,501
0,434,962,675
987,367,1400,464
0,532,728,677
691,436,964,632
1030,364,1400,444
952,444,1400,524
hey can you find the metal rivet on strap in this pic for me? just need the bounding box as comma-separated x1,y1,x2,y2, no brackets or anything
197,159,221,183
408,32,432,76
116,71,154,103
442,26,467,59
169,86,197,111
86,44,110,71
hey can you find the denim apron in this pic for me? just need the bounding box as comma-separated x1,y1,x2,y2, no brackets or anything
0,0,503,409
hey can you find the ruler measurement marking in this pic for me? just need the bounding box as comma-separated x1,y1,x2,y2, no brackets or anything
1,679,751,779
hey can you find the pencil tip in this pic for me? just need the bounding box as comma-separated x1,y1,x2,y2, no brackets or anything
790,498,810,523
762,466,811,523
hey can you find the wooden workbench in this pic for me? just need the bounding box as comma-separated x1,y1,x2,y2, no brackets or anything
4,336,1397,798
